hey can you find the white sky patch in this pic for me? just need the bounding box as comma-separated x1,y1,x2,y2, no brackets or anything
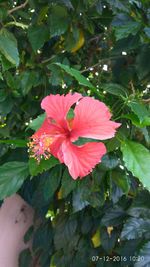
102,64,108,71
119,165,124,170
122,51,127,55
62,83,67,89
30,9,35,13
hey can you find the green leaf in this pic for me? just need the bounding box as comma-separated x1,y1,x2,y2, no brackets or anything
29,156,59,176
20,71,40,95
55,63,96,90
28,113,46,131
73,187,89,212
19,248,32,267
0,162,29,200
0,89,7,102
49,6,69,37
0,139,27,147
0,72,3,80
43,165,62,200
0,96,13,115
100,227,118,253
32,222,53,253
127,190,150,219
121,218,150,240
110,181,124,204
74,137,99,146
60,169,77,198
122,113,150,127
127,100,149,123
135,241,150,267
102,83,127,97
0,54,14,71
111,170,130,194
28,25,49,52
101,206,126,226
0,7,7,22
0,28,19,66
54,215,77,250
59,0,73,9
114,21,141,40
144,27,150,38
67,108,74,120
24,225,34,244
136,45,150,79
100,154,119,171
121,140,150,190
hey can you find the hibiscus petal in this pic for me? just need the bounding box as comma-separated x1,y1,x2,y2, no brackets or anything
71,97,121,141
62,140,106,179
41,93,82,128
33,118,66,138
50,136,65,163
29,118,66,162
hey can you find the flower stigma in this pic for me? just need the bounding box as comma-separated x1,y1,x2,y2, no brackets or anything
28,134,53,162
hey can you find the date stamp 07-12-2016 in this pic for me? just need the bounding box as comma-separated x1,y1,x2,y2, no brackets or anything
91,255,145,263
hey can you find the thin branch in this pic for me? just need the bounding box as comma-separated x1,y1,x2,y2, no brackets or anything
81,55,124,73
129,80,135,95
142,98,150,104
8,0,29,15
41,56,55,65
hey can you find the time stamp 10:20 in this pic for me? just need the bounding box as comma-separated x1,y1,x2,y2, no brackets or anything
91,255,145,263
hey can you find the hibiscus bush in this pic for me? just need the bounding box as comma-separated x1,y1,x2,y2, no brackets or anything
0,0,150,266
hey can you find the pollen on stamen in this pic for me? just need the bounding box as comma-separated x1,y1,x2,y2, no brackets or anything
27,134,53,163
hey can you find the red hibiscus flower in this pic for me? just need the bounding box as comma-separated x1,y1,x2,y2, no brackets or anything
28,93,120,179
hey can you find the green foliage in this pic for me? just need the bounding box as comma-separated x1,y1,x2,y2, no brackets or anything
121,218,150,240
28,113,46,131
0,28,19,66
0,0,150,266
49,6,69,37
121,140,150,190
0,162,29,200
28,25,49,52
60,169,77,198
19,248,32,267
127,100,149,122
29,157,59,176
55,63,95,89
102,83,127,97
134,241,150,267
114,21,141,40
